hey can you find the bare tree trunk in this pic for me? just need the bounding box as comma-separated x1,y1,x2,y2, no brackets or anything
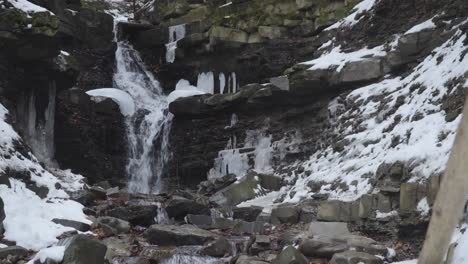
418,92,468,264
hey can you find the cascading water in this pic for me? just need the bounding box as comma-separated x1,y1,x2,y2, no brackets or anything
113,20,172,194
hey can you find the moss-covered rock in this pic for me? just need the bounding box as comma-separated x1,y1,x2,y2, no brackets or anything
31,11,59,36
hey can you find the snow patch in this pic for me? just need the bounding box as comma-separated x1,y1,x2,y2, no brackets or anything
7,0,52,14
301,45,386,72
417,197,430,216
27,246,66,264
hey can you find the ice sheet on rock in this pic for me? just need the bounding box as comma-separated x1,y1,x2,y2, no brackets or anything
86,88,136,116
167,79,208,103
166,24,186,63
7,0,52,13
405,18,436,34
208,129,273,179
301,45,386,72
326,0,378,30
27,246,66,264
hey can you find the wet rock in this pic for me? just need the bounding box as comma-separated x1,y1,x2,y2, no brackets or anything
271,205,300,224
97,217,131,236
201,237,232,257
232,220,269,235
330,250,383,264
52,219,91,232
111,257,150,264
102,237,132,261
62,235,107,264
236,255,269,264
107,204,157,227
140,246,175,262
165,196,210,220
273,246,308,264
0,246,28,259
144,224,217,246
209,174,259,206
89,186,107,200
232,206,263,222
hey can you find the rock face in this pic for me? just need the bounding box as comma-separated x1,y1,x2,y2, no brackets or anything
62,235,107,264
143,224,217,246
55,89,127,186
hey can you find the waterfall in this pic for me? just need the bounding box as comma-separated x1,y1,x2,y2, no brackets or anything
113,21,172,194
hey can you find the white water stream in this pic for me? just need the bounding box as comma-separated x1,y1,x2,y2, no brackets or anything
113,20,172,194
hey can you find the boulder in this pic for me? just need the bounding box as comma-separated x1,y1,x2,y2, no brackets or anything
308,222,350,237
271,205,300,224
144,224,217,246
209,174,259,206
0,246,28,259
103,237,132,261
338,58,385,84
257,173,283,191
62,235,107,264
186,214,236,230
201,237,232,257
317,200,353,222
232,206,263,222
107,204,157,226
165,196,210,220
273,246,308,264
330,250,383,264
52,219,91,232
97,217,131,236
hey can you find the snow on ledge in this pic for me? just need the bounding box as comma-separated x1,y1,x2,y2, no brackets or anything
8,0,53,14
86,88,136,116
167,79,208,104
300,45,386,72
405,18,436,34
326,0,378,30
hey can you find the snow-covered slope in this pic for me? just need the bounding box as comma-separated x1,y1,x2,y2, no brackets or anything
0,104,90,251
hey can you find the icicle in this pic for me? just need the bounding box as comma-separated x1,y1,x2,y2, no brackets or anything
219,73,226,94
197,72,215,94
231,72,237,93
165,24,186,63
